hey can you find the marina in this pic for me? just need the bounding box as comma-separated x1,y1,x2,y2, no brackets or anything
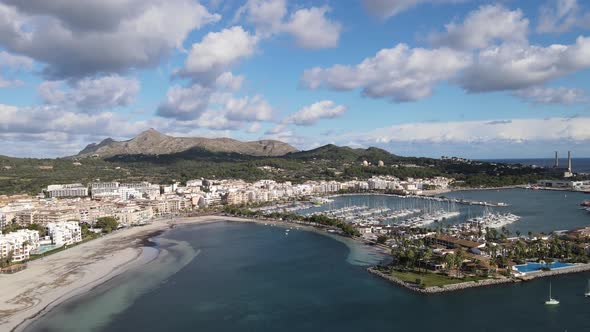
293,193,521,231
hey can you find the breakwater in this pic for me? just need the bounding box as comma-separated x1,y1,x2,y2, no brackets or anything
367,268,515,294
521,263,590,279
368,263,590,294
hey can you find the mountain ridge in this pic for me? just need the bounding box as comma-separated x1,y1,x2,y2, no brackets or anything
75,129,299,158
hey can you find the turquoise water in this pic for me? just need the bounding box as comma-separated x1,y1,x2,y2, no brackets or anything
25,221,590,332
515,261,575,273
298,189,590,234
32,244,58,254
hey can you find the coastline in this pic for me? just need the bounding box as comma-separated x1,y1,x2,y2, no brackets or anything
3,213,589,330
1,214,384,332
0,216,213,332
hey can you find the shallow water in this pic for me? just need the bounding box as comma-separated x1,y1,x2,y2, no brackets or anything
27,221,590,332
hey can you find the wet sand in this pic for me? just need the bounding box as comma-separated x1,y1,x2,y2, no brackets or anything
0,216,217,332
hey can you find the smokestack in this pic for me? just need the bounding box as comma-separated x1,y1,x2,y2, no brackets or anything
568,151,572,172
555,151,559,168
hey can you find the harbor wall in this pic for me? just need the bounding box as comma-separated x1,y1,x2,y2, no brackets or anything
366,267,517,294
368,263,590,294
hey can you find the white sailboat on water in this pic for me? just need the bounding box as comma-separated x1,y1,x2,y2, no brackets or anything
545,283,559,305
585,279,590,298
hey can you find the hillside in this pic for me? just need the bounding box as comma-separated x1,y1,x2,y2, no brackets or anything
75,129,298,158
286,144,402,163
0,142,562,195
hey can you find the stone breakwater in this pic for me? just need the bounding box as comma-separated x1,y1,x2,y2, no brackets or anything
523,263,590,279
368,263,590,294
367,268,515,294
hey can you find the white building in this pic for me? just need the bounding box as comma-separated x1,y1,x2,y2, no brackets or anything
116,206,154,226
186,179,203,187
47,222,82,247
46,184,88,198
0,229,40,262
90,182,120,198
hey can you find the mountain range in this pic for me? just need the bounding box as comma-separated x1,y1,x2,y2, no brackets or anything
75,129,299,158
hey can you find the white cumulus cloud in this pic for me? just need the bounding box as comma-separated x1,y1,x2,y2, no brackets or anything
234,0,342,49
235,0,287,35
537,0,590,33
0,0,220,79
302,44,471,102
283,6,342,49
458,36,590,92
180,26,259,84
284,100,346,125
39,75,140,111
429,5,529,50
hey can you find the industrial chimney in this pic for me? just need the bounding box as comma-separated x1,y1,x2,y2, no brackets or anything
568,151,572,173
555,151,559,168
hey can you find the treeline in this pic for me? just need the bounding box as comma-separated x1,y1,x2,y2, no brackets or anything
223,206,360,237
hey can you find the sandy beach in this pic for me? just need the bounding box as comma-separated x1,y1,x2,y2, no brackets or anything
0,216,220,332
0,214,384,332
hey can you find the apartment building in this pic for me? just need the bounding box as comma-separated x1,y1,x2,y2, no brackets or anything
47,222,82,247
46,184,89,198
0,229,40,262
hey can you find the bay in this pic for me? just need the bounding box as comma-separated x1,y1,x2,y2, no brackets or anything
26,221,590,332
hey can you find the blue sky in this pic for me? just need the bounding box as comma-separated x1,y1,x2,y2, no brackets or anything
0,0,589,158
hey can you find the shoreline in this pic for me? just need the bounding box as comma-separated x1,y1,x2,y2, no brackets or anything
0,216,213,332
3,214,589,330
217,215,392,258
1,214,385,332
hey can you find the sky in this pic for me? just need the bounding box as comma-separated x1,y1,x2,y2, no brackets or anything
0,0,589,159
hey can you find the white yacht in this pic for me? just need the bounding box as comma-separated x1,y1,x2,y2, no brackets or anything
545,283,559,305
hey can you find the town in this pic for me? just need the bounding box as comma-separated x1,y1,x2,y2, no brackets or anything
0,176,452,267
2,173,590,294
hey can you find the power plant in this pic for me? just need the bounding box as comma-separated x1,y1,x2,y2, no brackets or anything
553,151,573,177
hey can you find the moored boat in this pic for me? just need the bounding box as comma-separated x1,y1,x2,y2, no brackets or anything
545,283,559,305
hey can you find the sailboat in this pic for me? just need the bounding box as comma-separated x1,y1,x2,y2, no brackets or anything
585,279,590,298
545,283,559,305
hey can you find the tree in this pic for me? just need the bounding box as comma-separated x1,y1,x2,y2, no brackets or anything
0,252,13,268
376,235,388,244
445,254,455,276
95,217,119,233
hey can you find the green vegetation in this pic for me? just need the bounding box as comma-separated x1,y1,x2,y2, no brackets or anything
1,144,582,195
0,253,13,268
95,217,119,233
223,206,360,237
389,269,484,288
1,222,46,237
376,235,388,244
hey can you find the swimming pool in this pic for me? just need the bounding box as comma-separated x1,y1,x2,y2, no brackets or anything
515,261,574,273
32,244,59,255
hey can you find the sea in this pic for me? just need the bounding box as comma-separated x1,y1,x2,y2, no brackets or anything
25,190,590,332
482,158,590,173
